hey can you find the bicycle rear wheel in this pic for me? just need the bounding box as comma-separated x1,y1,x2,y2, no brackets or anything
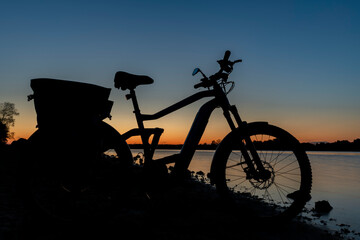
211,122,312,220
27,122,138,222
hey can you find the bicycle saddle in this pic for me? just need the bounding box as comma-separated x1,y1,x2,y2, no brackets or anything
114,71,154,91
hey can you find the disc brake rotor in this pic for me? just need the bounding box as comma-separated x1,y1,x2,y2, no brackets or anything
248,161,275,190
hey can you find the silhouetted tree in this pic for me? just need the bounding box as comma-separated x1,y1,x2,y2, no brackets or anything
0,102,19,126
0,121,9,145
0,102,19,144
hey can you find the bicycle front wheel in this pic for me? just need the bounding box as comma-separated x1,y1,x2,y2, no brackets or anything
211,122,312,220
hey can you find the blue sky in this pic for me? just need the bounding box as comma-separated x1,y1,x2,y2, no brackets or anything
1,0,359,143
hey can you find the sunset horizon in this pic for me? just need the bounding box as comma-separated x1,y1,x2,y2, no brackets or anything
1,0,359,147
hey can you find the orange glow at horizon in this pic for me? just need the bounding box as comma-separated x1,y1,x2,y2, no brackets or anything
8,103,360,145
11,118,360,145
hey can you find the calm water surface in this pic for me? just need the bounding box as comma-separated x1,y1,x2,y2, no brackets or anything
151,150,360,237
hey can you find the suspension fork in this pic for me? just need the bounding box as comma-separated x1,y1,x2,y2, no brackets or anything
224,105,266,175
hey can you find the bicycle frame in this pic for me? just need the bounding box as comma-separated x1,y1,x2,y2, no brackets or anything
121,83,265,178
122,89,218,167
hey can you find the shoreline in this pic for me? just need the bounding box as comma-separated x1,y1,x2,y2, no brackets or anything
0,144,349,240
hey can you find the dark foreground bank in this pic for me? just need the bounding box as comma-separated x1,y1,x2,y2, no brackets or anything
0,145,344,240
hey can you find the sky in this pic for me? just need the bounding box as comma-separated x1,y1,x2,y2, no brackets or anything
0,0,359,144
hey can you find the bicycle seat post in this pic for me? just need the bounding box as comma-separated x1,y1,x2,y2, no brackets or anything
127,89,154,164
128,89,145,130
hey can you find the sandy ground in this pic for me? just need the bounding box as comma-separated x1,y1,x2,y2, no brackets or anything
0,146,344,240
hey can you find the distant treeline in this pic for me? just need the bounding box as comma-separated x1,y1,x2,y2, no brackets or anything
301,139,360,152
129,144,219,150
129,139,360,152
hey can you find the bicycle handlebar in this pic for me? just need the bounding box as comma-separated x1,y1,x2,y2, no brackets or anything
194,82,204,89
193,50,242,89
194,77,213,89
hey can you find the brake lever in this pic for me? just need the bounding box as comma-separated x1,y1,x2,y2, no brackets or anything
228,59,242,67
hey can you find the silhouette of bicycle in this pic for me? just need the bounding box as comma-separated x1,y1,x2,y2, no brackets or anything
27,51,312,222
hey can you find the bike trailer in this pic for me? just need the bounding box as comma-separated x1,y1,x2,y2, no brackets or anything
30,78,113,128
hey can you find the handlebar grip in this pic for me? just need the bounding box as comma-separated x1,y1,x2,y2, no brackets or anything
194,82,203,89
224,50,231,61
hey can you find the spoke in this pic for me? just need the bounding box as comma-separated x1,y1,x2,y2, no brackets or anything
272,152,293,167
275,182,298,191
276,166,301,176
276,159,298,173
273,183,287,204
270,151,285,166
227,153,244,164
276,174,301,184
234,178,249,186
277,172,301,177
228,157,240,164
226,162,243,168
276,183,292,200
226,166,244,172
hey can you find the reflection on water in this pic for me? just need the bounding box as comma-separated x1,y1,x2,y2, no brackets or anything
152,150,360,236
307,151,360,236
